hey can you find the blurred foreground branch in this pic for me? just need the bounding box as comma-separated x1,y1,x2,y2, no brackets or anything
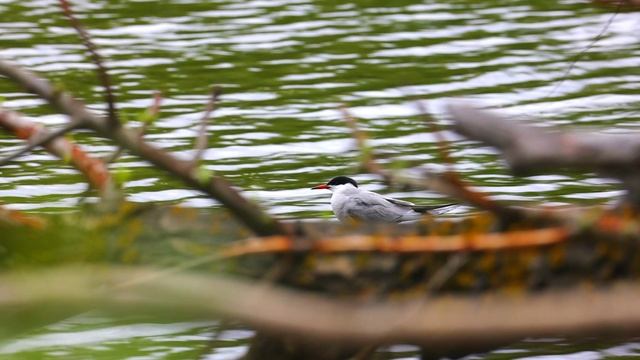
447,101,640,205
4,266,640,353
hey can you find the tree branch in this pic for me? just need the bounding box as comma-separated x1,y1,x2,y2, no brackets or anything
217,227,568,259
59,0,119,128
0,122,79,167
5,266,640,355
192,86,221,168
0,59,286,236
0,107,117,198
446,100,640,204
340,104,551,224
105,91,162,164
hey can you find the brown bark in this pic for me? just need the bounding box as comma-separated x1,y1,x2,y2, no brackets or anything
447,101,640,204
0,59,286,237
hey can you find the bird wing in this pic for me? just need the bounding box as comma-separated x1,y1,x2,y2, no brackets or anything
345,191,409,223
382,196,415,208
427,204,460,215
411,203,459,214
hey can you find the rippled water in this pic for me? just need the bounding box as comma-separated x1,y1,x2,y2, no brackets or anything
1,0,639,358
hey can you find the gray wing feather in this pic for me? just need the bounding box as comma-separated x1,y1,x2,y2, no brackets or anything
345,191,409,223
383,196,415,208
424,204,458,215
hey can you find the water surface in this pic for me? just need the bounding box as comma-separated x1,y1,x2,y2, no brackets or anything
1,0,639,358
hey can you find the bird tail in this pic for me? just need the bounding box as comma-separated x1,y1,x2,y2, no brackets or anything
411,203,458,215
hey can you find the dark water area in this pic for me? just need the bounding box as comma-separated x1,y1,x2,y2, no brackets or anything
1,0,639,358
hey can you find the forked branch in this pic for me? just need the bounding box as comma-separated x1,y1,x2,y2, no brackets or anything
59,0,119,128
0,59,286,236
0,107,116,198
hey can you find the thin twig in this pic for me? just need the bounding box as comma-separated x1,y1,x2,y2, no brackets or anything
340,105,491,213
415,100,454,166
547,4,621,98
0,108,116,197
414,101,509,214
0,122,79,167
341,104,557,223
0,59,286,236
425,253,469,293
59,0,119,128
105,91,162,163
340,106,387,178
192,86,221,168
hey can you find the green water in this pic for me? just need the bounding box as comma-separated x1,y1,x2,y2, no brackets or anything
1,0,639,358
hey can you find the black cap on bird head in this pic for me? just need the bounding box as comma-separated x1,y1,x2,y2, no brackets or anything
327,176,358,187
311,176,358,190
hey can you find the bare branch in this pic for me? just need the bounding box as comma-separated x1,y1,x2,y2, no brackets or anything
415,100,454,166
0,59,285,236
7,266,640,354
447,100,640,174
192,86,221,168
59,0,119,128
339,106,389,180
0,108,117,197
414,101,520,216
0,59,93,127
547,2,622,98
105,91,162,164
340,104,543,222
0,121,79,167
447,100,640,208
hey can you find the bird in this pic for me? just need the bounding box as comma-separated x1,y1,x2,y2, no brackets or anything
311,176,457,223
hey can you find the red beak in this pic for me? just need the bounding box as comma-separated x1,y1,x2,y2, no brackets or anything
311,184,329,190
